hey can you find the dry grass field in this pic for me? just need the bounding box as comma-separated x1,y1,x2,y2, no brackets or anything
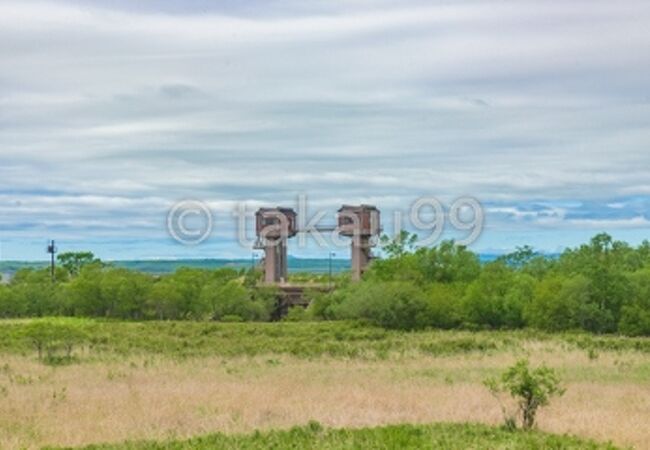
0,321,648,449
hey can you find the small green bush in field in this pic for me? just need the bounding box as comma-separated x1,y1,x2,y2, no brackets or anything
22,318,88,364
485,359,565,430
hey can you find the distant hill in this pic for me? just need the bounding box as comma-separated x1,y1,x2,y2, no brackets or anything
0,254,509,277
0,257,352,276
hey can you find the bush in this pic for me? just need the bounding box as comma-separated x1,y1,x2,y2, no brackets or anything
308,288,346,320
284,307,309,322
485,359,565,430
525,275,587,331
9,268,66,316
22,318,89,363
0,285,22,317
425,283,464,329
200,281,275,322
365,239,481,285
618,269,650,336
331,282,434,330
463,262,521,329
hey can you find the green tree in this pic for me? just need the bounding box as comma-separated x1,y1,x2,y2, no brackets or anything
425,283,465,329
380,230,418,258
525,275,586,331
146,278,185,320
332,281,433,330
10,268,66,316
555,234,633,332
307,288,346,320
367,253,422,284
199,281,274,321
166,269,214,318
499,246,553,279
619,269,650,336
0,284,22,317
463,262,521,329
499,245,537,269
67,263,106,316
99,268,152,319
367,240,480,286
414,241,481,284
22,318,89,362
57,251,100,276
637,240,650,267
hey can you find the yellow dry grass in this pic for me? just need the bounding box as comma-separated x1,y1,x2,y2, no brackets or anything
0,347,649,450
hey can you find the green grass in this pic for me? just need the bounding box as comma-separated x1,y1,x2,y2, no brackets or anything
49,422,618,450
0,318,649,362
2,320,644,448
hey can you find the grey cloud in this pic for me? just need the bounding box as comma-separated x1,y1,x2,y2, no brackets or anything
159,83,202,99
1,0,649,255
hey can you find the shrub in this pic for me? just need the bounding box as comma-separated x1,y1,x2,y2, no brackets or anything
200,281,276,322
525,275,586,331
331,282,433,330
366,239,481,286
425,283,464,329
463,262,519,329
22,318,89,363
9,268,65,316
308,288,346,320
284,306,309,322
100,268,153,319
485,359,565,430
618,269,650,336
414,240,481,284
0,285,22,317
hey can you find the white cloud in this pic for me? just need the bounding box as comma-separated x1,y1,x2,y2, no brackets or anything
1,0,650,258
565,216,650,229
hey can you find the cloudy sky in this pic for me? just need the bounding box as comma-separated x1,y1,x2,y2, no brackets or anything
1,0,650,260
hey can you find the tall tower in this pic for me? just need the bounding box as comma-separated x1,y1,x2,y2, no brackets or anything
337,205,380,281
255,207,297,284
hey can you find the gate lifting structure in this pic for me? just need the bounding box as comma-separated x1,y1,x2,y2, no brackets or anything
254,205,380,284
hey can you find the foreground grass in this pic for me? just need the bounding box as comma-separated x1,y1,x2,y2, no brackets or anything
0,320,648,449
54,422,617,450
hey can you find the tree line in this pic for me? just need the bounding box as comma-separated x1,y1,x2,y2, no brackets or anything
0,253,275,322
0,233,649,336
308,232,650,335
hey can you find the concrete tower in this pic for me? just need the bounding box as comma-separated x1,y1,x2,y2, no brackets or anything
255,207,297,284
337,205,380,281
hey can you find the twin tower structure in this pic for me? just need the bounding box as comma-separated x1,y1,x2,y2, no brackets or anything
254,205,380,284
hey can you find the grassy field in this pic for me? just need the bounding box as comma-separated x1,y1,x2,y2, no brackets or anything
54,422,616,449
1,319,648,449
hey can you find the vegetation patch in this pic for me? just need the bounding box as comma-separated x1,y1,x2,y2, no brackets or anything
2,233,650,337
3,319,648,363
49,422,617,450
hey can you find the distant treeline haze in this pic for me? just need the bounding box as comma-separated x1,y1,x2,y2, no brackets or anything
0,233,649,336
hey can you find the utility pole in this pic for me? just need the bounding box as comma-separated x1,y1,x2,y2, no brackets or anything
47,240,57,282
328,251,336,289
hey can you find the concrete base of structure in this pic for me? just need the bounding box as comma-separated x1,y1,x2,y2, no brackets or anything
263,239,288,284
351,236,372,281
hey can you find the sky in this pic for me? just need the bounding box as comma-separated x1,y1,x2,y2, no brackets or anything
1,0,650,261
